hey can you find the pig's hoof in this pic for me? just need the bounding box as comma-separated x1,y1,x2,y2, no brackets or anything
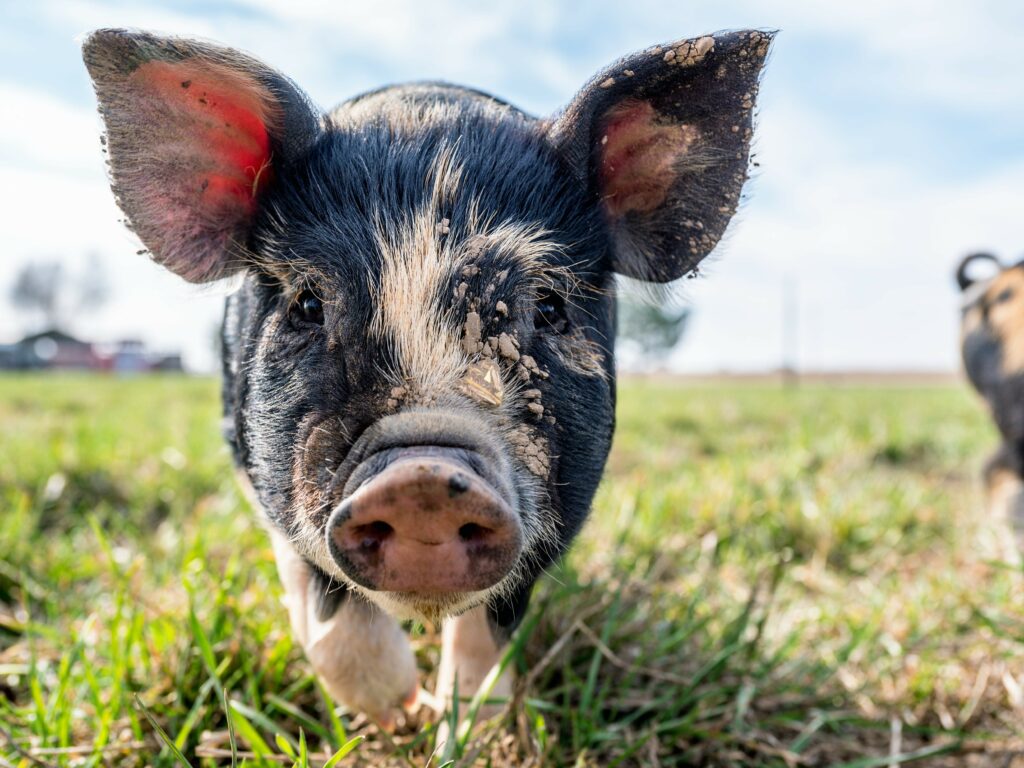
308,640,418,723
368,683,421,732
372,708,398,733
403,685,422,711
320,664,418,727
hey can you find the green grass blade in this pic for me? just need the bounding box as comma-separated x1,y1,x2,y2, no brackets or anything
322,735,364,768
134,694,194,768
275,732,296,758
223,688,239,768
227,699,274,757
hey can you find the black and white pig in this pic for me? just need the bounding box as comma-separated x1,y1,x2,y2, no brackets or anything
957,252,1024,552
82,28,772,724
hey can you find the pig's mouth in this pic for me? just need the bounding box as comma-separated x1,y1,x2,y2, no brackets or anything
322,411,525,616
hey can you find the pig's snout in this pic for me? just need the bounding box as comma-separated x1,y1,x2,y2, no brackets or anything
327,454,523,594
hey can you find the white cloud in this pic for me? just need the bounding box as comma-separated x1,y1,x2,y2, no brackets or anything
0,84,103,174
670,97,1024,372
760,0,1024,114
43,0,581,113
42,0,221,40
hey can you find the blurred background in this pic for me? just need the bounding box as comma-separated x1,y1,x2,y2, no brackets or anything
2,0,1021,375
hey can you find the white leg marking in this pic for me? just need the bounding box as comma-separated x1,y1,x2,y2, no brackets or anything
435,604,513,719
270,531,418,723
989,470,1024,564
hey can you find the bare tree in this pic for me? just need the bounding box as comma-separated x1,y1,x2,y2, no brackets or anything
9,255,109,332
11,261,63,329
617,295,691,368
78,252,110,312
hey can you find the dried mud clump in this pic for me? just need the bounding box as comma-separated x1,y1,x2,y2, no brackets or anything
507,424,550,479
662,35,714,67
497,332,520,362
462,311,483,355
386,385,408,411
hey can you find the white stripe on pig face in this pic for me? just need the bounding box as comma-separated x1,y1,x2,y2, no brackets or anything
367,142,572,404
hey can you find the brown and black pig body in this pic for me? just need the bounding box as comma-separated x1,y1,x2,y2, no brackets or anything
82,28,772,724
958,252,1024,550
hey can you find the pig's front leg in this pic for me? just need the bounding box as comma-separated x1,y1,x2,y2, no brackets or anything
435,605,513,715
270,531,418,724
985,450,1024,563
434,585,532,725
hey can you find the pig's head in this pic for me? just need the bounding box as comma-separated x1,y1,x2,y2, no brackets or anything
84,29,772,623
958,252,1024,440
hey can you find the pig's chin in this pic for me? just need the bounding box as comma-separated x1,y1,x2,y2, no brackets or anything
355,584,495,625
348,560,526,625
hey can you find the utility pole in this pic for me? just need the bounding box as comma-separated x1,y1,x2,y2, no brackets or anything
783,276,799,388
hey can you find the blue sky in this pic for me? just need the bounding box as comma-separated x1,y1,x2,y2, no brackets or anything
1,0,1022,371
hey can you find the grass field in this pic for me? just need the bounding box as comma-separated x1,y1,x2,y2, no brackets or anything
2,374,1023,767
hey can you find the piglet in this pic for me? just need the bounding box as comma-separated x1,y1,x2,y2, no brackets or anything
83,27,772,724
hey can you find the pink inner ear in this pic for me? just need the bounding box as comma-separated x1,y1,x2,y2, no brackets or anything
130,60,275,216
598,100,699,218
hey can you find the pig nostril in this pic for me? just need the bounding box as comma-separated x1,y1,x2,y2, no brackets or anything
351,521,393,550
458,522,491,542
448,472,471,496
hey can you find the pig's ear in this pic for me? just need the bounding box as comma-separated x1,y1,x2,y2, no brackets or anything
548,30,773,283
956,252,1002,291
82,29,321,283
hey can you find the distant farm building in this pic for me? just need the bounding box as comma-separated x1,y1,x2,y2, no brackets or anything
0,329,183,372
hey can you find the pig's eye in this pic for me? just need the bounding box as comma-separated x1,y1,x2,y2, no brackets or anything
995,287,1015,304
290,289,325,327
534,291,569,334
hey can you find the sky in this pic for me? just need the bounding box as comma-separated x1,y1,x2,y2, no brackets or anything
1,0,1022,373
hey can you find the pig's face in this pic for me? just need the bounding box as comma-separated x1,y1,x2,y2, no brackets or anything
958,253,1024,441
84,30,772,622
230,95,614,620
963,264,1024,363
